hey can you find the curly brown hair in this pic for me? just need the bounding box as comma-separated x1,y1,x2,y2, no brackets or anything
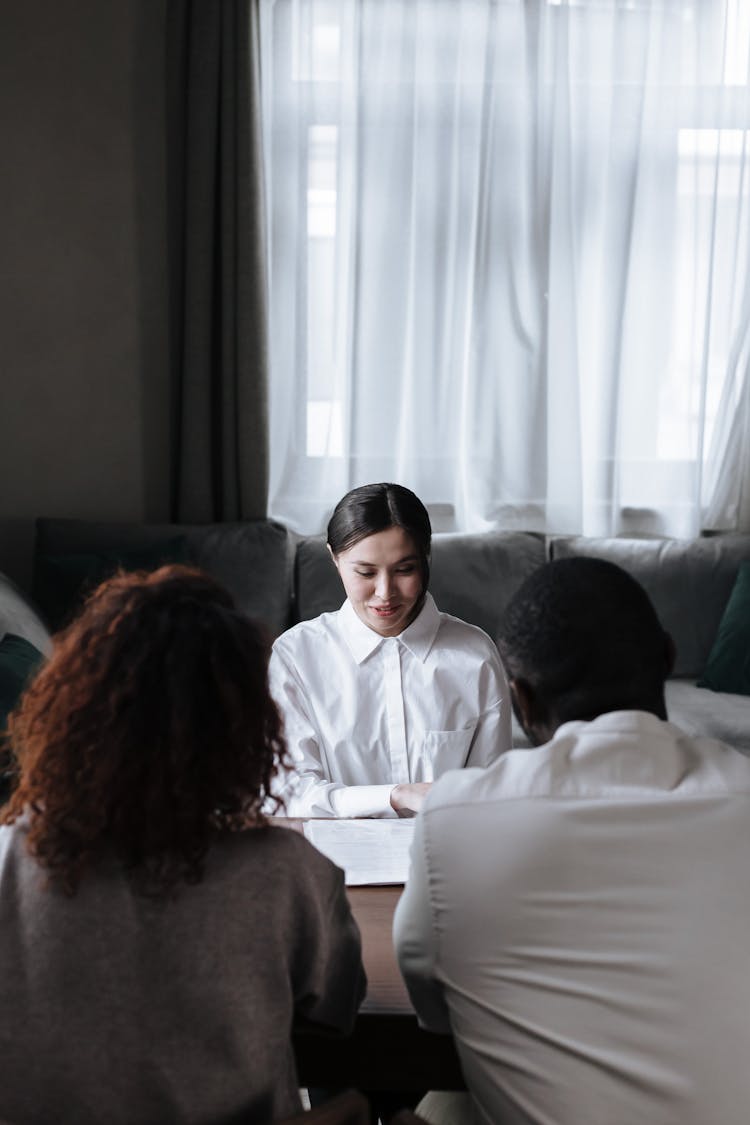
2,565,290,895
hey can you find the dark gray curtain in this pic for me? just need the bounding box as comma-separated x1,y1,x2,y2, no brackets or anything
167,0,268,522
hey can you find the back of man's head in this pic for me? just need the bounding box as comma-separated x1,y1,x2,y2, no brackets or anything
498,558,673,742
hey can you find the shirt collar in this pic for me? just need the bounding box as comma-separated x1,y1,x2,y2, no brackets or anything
339,592,441,665
554,711,669,740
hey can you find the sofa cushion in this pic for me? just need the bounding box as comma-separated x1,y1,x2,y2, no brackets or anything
34,518,295,638
295,530,546,643
0,573,51,656
37,539,190,631
294,535,341,622
666,679,750,754
697,562,750,695
549,535,750,678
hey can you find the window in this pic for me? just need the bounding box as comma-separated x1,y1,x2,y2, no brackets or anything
260,0,750,536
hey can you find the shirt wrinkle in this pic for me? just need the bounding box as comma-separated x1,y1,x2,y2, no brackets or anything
269,594,511,818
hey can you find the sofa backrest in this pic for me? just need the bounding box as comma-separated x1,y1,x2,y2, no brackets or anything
295,530,547,644
550,534,750,678
31,519,750,675
33,518,295,638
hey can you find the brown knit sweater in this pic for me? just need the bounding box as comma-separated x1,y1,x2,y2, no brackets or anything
0,823,365,1124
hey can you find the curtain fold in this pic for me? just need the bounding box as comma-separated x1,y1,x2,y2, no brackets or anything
167,0,268,523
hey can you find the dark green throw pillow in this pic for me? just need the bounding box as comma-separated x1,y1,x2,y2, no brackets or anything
0,633,45,804
0,633,44,730
697,562,750,695
36,537,191,630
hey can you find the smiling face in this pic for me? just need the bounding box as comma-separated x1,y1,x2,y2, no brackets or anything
331,525,425,637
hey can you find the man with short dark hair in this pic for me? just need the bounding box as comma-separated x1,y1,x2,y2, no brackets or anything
394,558,750,1125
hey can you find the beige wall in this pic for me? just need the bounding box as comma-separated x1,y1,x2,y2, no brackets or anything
0,0,171,590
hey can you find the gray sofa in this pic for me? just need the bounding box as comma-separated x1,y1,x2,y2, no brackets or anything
0,518,747,752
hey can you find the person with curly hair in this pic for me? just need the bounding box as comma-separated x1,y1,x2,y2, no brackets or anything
0,565,365,1125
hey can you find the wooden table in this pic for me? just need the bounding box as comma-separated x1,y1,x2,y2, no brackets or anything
292,874,465,1091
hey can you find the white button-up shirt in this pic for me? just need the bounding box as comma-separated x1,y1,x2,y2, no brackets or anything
269,593,511,818
394,711,750,1125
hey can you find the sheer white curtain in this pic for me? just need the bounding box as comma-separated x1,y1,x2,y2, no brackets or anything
259,0,750,537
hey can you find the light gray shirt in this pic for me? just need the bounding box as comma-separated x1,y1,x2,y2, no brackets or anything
394,711,750,1125
270,593,511,817
0,823,365,1125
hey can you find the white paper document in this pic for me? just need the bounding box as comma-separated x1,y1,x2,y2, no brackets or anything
303,819,415,885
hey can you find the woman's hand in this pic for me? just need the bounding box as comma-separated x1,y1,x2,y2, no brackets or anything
389,782,432,817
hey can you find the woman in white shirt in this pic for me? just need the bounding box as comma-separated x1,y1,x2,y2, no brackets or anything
270,482,511,818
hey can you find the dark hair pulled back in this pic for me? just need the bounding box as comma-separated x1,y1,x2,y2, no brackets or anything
327,483,432,589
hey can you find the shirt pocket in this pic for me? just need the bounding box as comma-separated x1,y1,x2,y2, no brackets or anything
419,727,476,781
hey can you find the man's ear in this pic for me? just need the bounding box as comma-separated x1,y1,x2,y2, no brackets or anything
509,677,552,747
663,631,676,678
509,677,535,733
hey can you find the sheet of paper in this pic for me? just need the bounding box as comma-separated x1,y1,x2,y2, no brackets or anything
303,819,415,885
